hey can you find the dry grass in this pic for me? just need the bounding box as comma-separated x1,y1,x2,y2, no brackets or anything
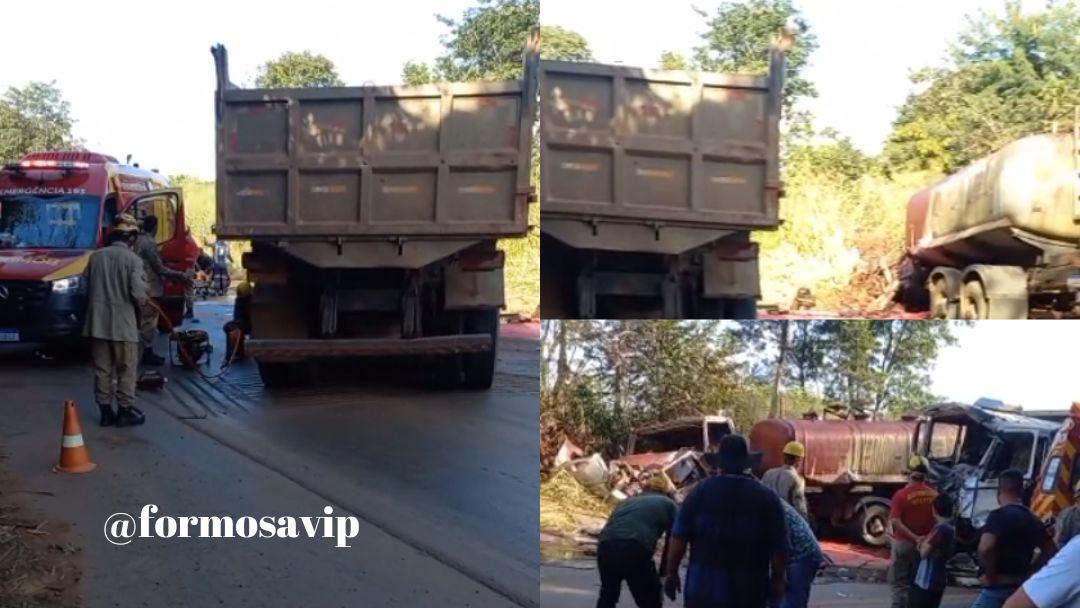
540,469,612,535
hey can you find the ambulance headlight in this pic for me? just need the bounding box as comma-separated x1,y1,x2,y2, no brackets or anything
51,276,83,294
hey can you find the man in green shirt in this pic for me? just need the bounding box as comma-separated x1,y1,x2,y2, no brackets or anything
596,475,677,608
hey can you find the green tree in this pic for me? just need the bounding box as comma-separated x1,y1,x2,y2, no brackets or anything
885,0,1080,173
692,0,819,112
786,127,874,183
540,25,593,62
431,0,539,82
401,61,436,86
659,51,692,71
0,81,81,160
817,321,956,418
255,51,344,88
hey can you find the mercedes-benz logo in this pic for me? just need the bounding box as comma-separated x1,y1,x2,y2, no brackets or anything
0,285,8,300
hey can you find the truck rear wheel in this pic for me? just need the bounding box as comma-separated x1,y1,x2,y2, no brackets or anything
462,308,499,390
852,503,891,547
929,276,957,319
960,279,989,320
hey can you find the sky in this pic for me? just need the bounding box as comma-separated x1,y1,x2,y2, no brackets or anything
0,0,478,179
931,322,1079,412
542,0,1046,154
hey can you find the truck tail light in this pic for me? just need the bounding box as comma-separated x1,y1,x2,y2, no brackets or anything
457,249,504,271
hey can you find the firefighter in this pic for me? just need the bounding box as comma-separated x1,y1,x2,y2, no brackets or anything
762,440,809,520
888,455,938,608
134,214,190,365
83,214,147,427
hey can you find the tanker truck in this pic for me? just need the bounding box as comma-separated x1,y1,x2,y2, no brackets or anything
897,132,1080,319
210,33,538,388
749,417,919,546
538,34,793,319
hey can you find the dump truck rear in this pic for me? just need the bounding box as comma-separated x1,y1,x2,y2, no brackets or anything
898,131,1080,319
211,34,538,388
539,36,792,319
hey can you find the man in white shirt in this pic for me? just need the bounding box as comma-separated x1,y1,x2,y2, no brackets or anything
1003,536,1080,608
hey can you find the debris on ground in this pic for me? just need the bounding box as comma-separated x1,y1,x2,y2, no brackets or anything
540,469,612,536
0,467,82,608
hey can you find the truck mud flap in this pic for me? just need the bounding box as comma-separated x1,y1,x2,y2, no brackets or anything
247,333,493,363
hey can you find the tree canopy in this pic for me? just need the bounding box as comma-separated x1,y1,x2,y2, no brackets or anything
0,82,80,161
402,0,539,85
691,0,819,113
539,25,593,62
885,0,1080,173
255,51,344,88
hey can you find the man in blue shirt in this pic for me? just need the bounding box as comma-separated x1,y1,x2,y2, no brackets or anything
664,434,788,608
779,499,823,608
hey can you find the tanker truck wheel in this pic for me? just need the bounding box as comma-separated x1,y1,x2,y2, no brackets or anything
929,276,957,319
462,308,499,390
852,503,891,547
960,279,990,320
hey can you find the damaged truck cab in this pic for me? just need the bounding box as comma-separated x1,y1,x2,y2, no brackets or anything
915,402,1059,543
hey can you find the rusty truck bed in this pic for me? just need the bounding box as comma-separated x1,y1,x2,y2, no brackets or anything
211,44,537,240
539,58,783,230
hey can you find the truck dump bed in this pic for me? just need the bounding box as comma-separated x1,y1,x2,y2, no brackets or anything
539,53,784,230
212,42,538,240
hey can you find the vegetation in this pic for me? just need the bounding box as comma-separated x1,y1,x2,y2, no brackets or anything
0,82,80,161
885,0,1080,173
541,320,957,458
254,51,344,88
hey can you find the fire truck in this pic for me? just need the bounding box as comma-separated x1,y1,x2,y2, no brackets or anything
1032,402,1080,526
0,151,197,345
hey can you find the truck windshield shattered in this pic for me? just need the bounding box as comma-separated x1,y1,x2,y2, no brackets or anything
0,195,100,249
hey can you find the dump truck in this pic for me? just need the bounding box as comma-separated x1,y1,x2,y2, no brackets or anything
897,131,1080,319
914,402,1060,547
211,33,538,388
0,152,194,345
538,34,793,319
749,417,920,546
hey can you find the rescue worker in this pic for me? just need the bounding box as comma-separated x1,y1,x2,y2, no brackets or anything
762,440,809,520
83,214,147,427
888,455,938,608
1053,481,1080,548
134,214,189,365
595,474,677,608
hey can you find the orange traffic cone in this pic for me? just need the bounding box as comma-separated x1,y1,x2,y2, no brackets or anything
54,400,96,474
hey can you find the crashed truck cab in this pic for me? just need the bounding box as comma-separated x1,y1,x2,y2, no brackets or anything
610,415,734,501
915,401,1059,543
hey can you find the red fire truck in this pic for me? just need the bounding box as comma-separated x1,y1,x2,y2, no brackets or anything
0,151,197,345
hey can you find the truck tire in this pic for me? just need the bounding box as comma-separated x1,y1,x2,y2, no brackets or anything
462,308,499,390
960,278,989,320
929,275,957,319
852,503,891,547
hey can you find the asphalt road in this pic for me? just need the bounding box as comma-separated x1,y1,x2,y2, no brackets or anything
0,300,539,607
541,563,981,608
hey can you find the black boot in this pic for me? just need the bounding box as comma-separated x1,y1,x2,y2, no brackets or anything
115,406,146,427
98,403,117,427
142,347,165,366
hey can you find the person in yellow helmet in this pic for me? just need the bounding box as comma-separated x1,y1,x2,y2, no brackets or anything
762,439,809,520
83,214,148,427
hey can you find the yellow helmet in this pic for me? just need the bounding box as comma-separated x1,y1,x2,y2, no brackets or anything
908,455,930,473
782,441,805,458
112,213,140,233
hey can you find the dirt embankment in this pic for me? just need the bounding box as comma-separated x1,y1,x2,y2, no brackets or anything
0,458,82,608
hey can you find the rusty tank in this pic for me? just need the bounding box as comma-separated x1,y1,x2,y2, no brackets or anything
749,417,918,546
898,132,1080,319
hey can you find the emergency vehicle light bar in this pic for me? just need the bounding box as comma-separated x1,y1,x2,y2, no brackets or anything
2,159,91,172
